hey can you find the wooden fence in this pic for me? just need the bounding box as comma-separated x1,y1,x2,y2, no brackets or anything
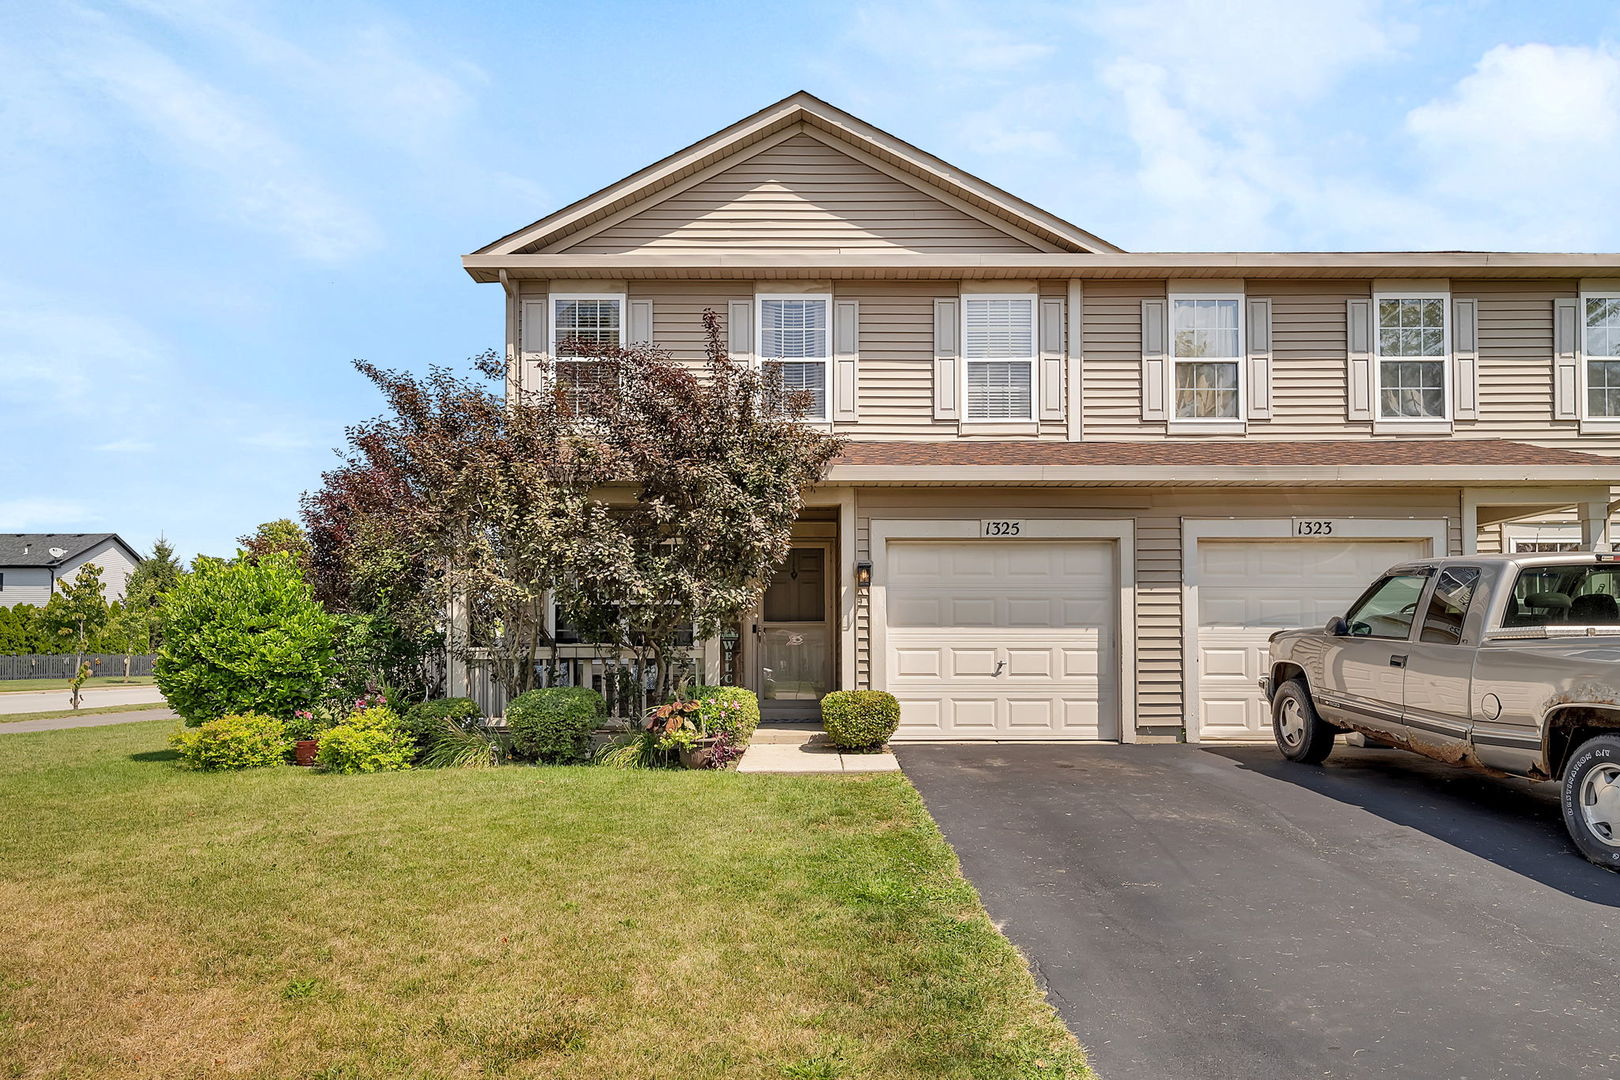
0,654,156,680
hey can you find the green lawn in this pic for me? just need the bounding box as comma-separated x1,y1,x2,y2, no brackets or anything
0,720,1088,1080
0,675,156,693
0,701,170,724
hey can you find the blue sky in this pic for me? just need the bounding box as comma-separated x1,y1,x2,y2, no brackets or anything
4,0,1620,561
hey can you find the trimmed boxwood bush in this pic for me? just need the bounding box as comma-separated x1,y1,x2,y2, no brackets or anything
821,690,901,750
506,687,605,764
400,697,481,758
316,706,415,774
171,713,290,771
687,685,761,743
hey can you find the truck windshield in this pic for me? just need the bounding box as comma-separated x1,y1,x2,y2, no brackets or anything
1502,564,1620,627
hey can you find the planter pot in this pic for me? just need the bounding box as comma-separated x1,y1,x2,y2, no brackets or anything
678,738,719,770
294,739,320,767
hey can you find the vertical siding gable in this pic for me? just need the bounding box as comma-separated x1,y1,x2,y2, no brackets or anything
556,133,1046,255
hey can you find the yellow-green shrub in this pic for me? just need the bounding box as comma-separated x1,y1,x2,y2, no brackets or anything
316,706,414,774
170,713,290,771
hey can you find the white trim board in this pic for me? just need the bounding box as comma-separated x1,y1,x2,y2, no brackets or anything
868,517,1137,743
1179,516,1450,744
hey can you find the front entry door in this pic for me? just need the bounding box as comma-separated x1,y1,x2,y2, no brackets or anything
756,544,834,721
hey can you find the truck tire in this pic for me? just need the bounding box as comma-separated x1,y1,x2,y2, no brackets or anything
1273,679,1335,765
1560,733,1620,872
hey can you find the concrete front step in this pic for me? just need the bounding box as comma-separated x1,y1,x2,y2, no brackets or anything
752,724,831,745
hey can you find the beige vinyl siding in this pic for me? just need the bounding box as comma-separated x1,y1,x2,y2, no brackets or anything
1080,280,1166,436
58,539,139,604
853,486,1463,732
630,280,753,366
557,133,1043,255
835,281,946,437
0,567,53,608
1257,280,1364,435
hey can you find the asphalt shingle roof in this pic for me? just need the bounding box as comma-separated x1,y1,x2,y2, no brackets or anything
0,533,121,567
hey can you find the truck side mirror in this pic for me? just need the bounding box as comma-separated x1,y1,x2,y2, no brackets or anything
1326,616,1349,636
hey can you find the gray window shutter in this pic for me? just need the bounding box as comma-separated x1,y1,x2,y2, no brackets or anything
727,299,753,363
1452,297,1478,421
628,299,654,345
1038,297,1065,420
833,299,859,422
933,297,960,420
1140,298,1169,421
520,296,548,392
1555,296,1580,420
1346,298,1373,421
1246,297,1272,420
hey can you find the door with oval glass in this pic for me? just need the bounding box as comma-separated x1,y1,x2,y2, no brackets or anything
755,543,834,721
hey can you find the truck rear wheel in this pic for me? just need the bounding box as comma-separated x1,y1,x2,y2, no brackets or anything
1273,679,1335,765
1561,733,1620,872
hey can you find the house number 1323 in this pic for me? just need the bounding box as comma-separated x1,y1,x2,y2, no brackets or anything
982,520,1023,537
1293,519,1337,536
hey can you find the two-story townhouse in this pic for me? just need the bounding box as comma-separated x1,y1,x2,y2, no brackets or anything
463,92,1620,744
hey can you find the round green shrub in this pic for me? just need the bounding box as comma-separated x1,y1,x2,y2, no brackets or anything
686,685,761,743
170,713,291,771
506,687,605,764
400,697,481,757
820,690,901,750
316,706,415,774
155,552,338,725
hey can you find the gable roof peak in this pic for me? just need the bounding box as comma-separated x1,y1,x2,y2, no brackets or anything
470,92,1119,259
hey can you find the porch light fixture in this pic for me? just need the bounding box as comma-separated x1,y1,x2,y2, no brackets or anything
855,561,872,587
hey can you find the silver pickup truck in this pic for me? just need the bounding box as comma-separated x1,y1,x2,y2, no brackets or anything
1264,552,1620,870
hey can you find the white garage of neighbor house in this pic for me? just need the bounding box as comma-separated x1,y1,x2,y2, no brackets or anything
462,92,1620,742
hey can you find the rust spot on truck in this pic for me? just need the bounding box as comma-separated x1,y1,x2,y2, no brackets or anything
1543,684,1620,712
1399,729,1510,777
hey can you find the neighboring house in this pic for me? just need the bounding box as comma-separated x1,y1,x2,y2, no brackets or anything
0,534,142,608
462,91,1620,744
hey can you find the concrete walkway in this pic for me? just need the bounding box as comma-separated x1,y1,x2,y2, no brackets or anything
736,725,899,773
0,708,176,734
0,685,167,715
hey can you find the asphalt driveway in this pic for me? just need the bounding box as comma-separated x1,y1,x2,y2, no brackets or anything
899,743,1620,1080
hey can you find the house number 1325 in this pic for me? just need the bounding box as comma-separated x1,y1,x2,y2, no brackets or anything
982,520,1023,537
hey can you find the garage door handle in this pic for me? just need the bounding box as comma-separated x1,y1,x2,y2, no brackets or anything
1389,655,1407,668
993,660,1006,677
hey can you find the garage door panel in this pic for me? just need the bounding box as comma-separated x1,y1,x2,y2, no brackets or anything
886,539,1118,741
1195,537,1427,740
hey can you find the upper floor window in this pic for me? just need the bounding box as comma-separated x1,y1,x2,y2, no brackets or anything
759,296,830,420
1585,294,1620,418
551,294,623,413
963,296,1035,421
1171,297,1242,419
1375,295,1448,420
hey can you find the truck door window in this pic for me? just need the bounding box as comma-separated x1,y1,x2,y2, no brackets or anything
1505,564,1620,626
1419,567,1479,644
1344,574,1429,639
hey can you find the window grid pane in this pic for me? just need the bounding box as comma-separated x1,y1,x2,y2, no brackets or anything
1172,299,1240,358
1588,359,1620,418
765,359,827,419
964,298,1035,359
1376,298,1445,357
761,299,829,360
1380,359,1445,418
966,360,1033,419
553,299,622,358
1173,360,1239,418
1587,297,1620,359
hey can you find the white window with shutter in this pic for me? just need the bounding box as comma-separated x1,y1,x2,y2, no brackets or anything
1372,290,1451,426
962,296,1036,422
1170,293,1244,423
1583,292,1620,423
549,293,624,413
757,295,831,421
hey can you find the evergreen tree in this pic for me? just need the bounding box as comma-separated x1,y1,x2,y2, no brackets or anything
124,536,185,650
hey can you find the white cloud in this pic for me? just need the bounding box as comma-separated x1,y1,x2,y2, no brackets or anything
848,1,1054,77
1404,43,1620,248
0,283,172,415
94,439,156,453
56,8,378,261
0,499,96,530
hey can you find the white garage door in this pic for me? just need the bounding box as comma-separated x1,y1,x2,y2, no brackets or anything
1194,539,1427,740
884,540,1118,740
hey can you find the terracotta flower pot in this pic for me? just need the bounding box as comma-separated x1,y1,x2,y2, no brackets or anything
678,738,718,770
294,739,320,767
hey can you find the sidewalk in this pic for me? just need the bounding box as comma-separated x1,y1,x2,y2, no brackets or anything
0,709,177,734
736,725,900,774
0,685,167,715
